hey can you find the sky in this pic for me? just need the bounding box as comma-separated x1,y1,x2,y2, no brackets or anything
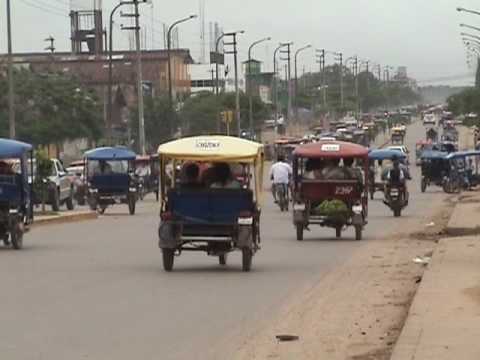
1,0,480,86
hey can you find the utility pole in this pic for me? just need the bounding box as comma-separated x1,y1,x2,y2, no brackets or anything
44,36,55,53
316,49,327,109
7,0,15,139
280,43,292,125
122,0,146,154
209,69,215,93
334,52,344,110
354,56,359,117
225,33,242,136
134,0,145,154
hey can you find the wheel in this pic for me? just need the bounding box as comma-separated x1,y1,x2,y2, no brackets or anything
51,189,60,212
77,195,86,206
128,195,136,215
139,187,144,201
336,227,342,238
296,224,304,241
3,233,10,246
162,249,175,272
421,178,427,193
394,208,401,217
355,226,362,241
88,195,97,211
155,190,159,202
97,206,106,215
219,254,228,266
370,190,374,200
241,248,252,272
10,221,23,250
66,189,75,210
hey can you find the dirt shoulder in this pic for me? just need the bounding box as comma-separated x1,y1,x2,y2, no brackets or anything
232,196,456,360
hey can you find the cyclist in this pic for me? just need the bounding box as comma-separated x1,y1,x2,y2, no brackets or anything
269,155,292,204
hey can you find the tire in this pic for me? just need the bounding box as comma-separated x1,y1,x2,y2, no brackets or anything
219,254,227,266
355,226,362,241
128,195,136,215
394,208,401,217
155,190,159,202
51,189,60,212
77,195,86,206
296,224,304,241
242,248,252,272
336,227,342,238
370,190,374,200
97,206,106,215
162,249,175,272
10,221,23,250
3,233,10,246
66,189,75,210
421,178,427,193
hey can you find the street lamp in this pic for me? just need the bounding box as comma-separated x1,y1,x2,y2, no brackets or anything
248,37,271,135
167,14,197,138
107,0,134,145
457,7,480,16
460,23,480,33
294,44,312,122
461,32,480,42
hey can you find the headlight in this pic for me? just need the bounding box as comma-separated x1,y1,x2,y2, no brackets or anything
294,204,306,211
352,205,363,214
89,188,98,193
129,187,137,192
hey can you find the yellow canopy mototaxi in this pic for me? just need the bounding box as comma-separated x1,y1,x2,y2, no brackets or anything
157,136,264,272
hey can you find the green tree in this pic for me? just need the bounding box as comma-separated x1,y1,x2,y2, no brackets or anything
0,69,103,146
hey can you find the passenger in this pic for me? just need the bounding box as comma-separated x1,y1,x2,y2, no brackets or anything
181,163,203,189
94,160,112,175
210,162,242,189
270,155,293,203
343,158,363,183
323,158,345,180
304,159,324,180
0,161,14,175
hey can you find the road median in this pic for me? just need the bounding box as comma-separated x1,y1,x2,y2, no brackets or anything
32,210,98,227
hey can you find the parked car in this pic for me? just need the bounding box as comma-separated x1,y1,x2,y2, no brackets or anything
30,158,75,211
66,160,86,205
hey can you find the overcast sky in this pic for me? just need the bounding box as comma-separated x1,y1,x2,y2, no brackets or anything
1,0,479,85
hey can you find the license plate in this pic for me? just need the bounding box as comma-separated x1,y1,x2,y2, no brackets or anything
238,217,253,225
391,190,399,196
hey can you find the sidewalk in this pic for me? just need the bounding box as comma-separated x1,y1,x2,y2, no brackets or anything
391,194,480,360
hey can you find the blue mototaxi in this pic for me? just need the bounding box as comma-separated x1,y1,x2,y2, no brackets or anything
420,150,449,193
445,150,480,190
368,149,407,200
84,147,138,215
0,139,34,249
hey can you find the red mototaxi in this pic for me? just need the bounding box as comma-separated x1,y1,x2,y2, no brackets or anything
292,140,369,241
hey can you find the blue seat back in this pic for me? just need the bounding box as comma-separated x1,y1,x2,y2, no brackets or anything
0,175,22,203
168,189,253,224
90,174,130,193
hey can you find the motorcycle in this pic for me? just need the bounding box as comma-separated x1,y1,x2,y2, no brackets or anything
384,184,408,217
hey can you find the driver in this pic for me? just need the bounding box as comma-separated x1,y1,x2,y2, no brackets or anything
385,156,409,203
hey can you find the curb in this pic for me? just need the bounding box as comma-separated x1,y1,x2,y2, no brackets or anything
32,211,98,227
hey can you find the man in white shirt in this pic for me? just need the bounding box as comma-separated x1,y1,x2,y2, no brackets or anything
269,155,293,203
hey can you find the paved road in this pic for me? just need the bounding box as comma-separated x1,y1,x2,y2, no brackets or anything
0,121,448,360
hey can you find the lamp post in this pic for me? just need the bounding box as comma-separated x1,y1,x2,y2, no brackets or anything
167,14,197,138
457,7,480,16
294,44,312,122
108,1,134,145
248,37,271,136
6,0,14,139
461,32,480,43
